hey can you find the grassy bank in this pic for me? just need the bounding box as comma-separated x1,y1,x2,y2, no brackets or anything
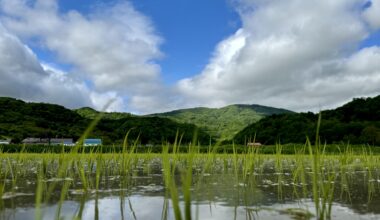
1,143,380,154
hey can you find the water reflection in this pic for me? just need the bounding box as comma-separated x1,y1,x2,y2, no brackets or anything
2,196,380,220
1,155,380,220
1,171,380,220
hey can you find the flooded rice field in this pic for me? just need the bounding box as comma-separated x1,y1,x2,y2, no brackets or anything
0,150,380,220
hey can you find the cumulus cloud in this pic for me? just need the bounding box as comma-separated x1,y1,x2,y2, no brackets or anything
128,89,182,114
0,0,162,92
0,24,123,111
0,24,46,97
363,0,380,29
0,0,166,113
177,0,380,112
1,0,380,114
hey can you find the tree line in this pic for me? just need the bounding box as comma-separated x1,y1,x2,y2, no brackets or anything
233,96,380,145
0,97,212,145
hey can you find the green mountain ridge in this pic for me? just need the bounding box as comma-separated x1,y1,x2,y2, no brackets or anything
2,95,379,145
75,102,293,140
234,95,380,145
75,107,133,120
151,104,293,140
0,97,211,144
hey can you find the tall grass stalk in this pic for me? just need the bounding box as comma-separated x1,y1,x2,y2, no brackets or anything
162,144,182,220
35,163,44,220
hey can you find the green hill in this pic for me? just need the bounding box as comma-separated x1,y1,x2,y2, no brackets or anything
75,107,133,120
0,97,86,143
0,97,211,145
234,96,380,145
151,104,292,140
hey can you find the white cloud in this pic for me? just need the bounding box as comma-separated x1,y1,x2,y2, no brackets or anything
0,0,164,113
0,1,162,90
0,24,47,100
0,24,46,97
89,92,125,112
363,0,380,29
177,0,380,112
128,89,180,114
1,0,380,114
0,24,123,111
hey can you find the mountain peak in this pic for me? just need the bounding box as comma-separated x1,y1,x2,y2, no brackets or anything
152,103,292,140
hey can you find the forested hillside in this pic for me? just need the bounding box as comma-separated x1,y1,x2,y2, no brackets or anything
4,95,379,146
234,96,380,145
75,107,133,120
152,104,292,140
0,97,211,144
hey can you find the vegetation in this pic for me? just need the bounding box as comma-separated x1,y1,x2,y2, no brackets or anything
3,95,380,146
93,117,212,145
1,96,380,219
3,143,380,154
0,97,292,144
0,97,212,145
151,104,292,140
75,107,133,120
0,97,86,143
0,142,379,219
234,96,380,145
77,104,292,141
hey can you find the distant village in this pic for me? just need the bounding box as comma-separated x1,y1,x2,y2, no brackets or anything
0,137,263,147
0,138,102,146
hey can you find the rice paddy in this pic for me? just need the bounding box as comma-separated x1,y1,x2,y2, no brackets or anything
0,140,380,220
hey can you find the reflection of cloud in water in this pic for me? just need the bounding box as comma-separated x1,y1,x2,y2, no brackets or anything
82,196,164,219
2,159,380,219
0,201,78,220
2,196,380,220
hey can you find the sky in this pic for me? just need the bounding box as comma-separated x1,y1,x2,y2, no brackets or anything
0,0,379,114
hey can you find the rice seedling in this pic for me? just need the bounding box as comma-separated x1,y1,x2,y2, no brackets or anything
1,111,380,219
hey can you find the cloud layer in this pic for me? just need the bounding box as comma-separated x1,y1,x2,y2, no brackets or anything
0,0,165,113
177,0,380,111
0,23,126,111
1,0,380,114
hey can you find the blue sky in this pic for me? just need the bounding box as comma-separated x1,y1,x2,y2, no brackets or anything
361,29,380,48
130,0,241,84
36,0,242,85
0,0,380,114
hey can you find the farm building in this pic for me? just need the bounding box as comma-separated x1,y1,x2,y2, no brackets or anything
83,139,102,146
22,138,49,145
0,139,11,145
247,142,262,147
22,138,74,145
50,138,74,146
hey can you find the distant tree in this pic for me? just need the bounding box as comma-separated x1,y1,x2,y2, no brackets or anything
360,126,380,145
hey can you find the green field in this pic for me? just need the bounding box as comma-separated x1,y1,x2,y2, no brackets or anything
1,140,380,220
1,143,380,154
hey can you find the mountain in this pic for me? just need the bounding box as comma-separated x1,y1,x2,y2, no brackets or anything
3,95,380,146
0,97,86,143
0,97,211,144
151,104,293,140
234,96,380,145
75,107,133,120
